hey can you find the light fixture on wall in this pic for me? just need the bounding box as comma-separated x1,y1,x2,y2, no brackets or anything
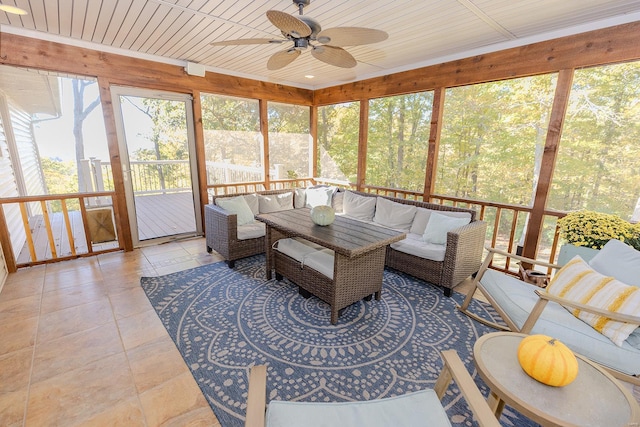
0,4,28,15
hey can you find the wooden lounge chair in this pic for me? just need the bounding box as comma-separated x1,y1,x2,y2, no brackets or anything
458,246,640,386
244,350,500,427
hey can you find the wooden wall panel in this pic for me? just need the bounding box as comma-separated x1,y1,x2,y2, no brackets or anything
314,21,640,104
1,33,314,105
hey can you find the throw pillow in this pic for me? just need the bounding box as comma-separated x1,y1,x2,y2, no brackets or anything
216,195,255,226
589,239,640,286
373,197,417,231
305,186,336,208
342,191,377,222
410,208,472,235
258,193,294,213
547,255,640,347
294,188,306,209
422,212,470,245
243,193,259,215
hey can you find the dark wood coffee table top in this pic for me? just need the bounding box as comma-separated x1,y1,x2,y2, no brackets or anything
256,208,406,257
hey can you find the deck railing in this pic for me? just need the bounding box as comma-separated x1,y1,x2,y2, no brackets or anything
0,192,122,271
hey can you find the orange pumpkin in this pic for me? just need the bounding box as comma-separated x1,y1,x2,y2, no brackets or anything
517,334,579,387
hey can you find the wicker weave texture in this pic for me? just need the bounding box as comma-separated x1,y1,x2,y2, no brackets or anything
205,189,294,265
274,247,386,324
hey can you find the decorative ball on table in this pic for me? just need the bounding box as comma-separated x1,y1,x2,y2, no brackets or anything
310,205,335,226
517,334,579,387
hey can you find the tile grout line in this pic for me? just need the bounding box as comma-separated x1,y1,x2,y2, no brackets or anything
21,271,47,427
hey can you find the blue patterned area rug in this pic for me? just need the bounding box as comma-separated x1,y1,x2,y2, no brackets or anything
141,255,537,427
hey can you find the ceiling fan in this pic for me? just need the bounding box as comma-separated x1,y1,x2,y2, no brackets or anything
211,0,388,70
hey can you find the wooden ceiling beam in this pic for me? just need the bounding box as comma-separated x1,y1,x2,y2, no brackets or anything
314,21,640,104
0,33,314,105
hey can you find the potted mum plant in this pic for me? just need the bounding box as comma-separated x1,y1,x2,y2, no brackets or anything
556,210,640,264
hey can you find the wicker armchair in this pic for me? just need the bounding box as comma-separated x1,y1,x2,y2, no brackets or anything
205,189,294,268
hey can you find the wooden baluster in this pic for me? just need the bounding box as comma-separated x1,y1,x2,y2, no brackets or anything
19,202,37,262
60,199,77,256
40,200,58,259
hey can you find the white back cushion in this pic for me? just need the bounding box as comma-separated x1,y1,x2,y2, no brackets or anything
548,255,640,347
342,191,376,222
216,195,255,226
589,239,640,286
422,212,470,245
373,197,417,231
259,193,294,213
244,193,259,215
305,187,336,208
409,207,472,235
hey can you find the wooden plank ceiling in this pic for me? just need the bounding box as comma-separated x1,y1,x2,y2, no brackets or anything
1,0,640,89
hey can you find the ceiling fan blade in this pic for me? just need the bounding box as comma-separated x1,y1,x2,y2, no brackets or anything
211,38,285,46
312,45,357,68
267,49,301,70
266,10,312,38
317,27,388,47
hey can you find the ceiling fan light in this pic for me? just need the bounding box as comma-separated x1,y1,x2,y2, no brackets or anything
317,36,331,44
0,4,28,15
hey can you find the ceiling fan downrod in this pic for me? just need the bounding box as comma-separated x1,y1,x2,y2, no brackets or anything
294,0,311,15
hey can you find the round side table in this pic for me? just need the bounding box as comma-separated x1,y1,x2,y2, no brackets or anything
473,332,640,427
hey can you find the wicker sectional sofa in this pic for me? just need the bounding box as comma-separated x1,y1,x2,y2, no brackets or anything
205,187,487,295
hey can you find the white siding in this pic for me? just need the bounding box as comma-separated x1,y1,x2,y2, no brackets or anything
0,96,27,261
10,105,47,197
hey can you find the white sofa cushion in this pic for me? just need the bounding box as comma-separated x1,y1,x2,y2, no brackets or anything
409,208,472,235
244,193,259,215
589,239,640,286
216,195,255,226
343,191,376,222
265,389,450,427
259,193,294,213
294,188,306,208
305,186,337,208
422,212,470,245
480,268,640,376
547,255,640,347
304,249,335,279
273,238,324,262
237,221,266,240
373,197,417,231
390,233,447,262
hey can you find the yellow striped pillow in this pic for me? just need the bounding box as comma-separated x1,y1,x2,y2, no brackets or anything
547,255,640,347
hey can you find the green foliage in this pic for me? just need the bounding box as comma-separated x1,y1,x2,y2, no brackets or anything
40,157,78,194
317,102,360,182
437,74,556,205
367,92,433,191
549,62,640,218
267,102,311,178
200,94,262,172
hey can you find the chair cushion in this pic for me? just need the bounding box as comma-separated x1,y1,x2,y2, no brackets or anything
273,238,324,263
237,221,265,240
546,256,640,347
259,193,294,213
409,208,472,235
422,212,470,245
390,233,447,262
216,195,255,226
343,191,376,222
589,239,640,286
305,186,337,208
303,249,335,279
480,268,640,376
265,389,451,427
373,197,417,231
